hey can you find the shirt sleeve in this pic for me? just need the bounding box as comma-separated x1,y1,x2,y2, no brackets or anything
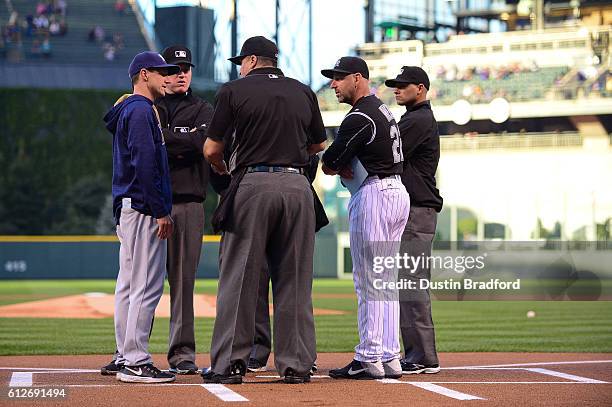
207,84,233,142
308,89,327,144
126,105,169,218
322,113,373,171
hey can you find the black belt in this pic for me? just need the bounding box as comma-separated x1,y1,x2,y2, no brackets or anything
370,173,400,180
247,165,305,174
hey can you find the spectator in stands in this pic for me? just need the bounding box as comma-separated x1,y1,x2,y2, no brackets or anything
30,38,42,57
25,15,35,37
95,26,105,42
49,17,60,35
115,0,127,15
113,32,124,50
41,34,51,58
36,3,47,16
34,14,49,32
59,19,67,36
88,25,105,43
55,0,67,17
104,43,115,61
445,65,456,81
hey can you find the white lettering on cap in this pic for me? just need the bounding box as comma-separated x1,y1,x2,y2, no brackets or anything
400,68,404,75
334,59,341,68
175,50,187,58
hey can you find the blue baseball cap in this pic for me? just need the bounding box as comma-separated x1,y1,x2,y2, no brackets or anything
128,51,180,78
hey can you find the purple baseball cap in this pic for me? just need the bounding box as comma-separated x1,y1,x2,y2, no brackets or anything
128,51,180,78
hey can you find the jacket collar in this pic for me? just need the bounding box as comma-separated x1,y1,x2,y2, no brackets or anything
407,100,431,112
246,67,284,77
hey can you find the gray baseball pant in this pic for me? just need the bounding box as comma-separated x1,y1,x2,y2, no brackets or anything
399,206,439,366
209,172,316,377
167,202,204,367
114,198,167,367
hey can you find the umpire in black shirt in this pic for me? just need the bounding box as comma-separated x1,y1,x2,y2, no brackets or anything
385,66,443,375
157,45,214,374
202,36,326,384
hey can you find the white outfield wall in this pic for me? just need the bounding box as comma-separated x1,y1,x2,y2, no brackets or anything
437,134,612,240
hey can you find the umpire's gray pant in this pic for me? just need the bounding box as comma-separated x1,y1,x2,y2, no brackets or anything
210,172,316,377
249,266,272,365
114,198,167,367
167,202,204,367
399,206,439,366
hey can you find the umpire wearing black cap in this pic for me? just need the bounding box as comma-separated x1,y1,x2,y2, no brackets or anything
385,66,443,375
201,36,326,384
156,45,215,374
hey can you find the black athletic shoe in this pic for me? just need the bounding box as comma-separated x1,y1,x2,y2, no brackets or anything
117,364,175,383
100,361,123,376
283,368,311,384
201,363,244,385
169,360,199,375
247,358,267,372
328,359,384,380
400,360,441,375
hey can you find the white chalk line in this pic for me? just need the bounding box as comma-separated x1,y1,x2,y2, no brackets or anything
0,367,98,372
9,372,32,387
523,368,608,384
444,359,612,369
201,384,249,402
408,382,484,400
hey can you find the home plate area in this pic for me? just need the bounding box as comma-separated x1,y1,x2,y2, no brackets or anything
1,353,611,406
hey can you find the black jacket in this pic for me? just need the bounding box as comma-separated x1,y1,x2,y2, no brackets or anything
399,101,443,212
155,89,214,204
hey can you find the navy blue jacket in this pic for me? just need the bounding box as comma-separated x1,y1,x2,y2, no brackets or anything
104,95,172,224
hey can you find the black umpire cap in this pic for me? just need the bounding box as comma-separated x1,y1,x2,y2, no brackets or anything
385,66,430,90
161,45,195,67
228,36,278,65
321,56,369,80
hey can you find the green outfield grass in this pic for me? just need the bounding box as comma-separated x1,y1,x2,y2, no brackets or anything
0,280,610,355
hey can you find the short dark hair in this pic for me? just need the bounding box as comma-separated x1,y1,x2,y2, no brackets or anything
256,56,277,68
131,72,140,87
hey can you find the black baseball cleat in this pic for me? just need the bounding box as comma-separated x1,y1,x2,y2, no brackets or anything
400,360,441,374
117,364,175,383
328,359,384,380
100,360,123,376
201,363,244,385
282,368,311,384
310,361,318,375
246,358,267,373
169,360,199,375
